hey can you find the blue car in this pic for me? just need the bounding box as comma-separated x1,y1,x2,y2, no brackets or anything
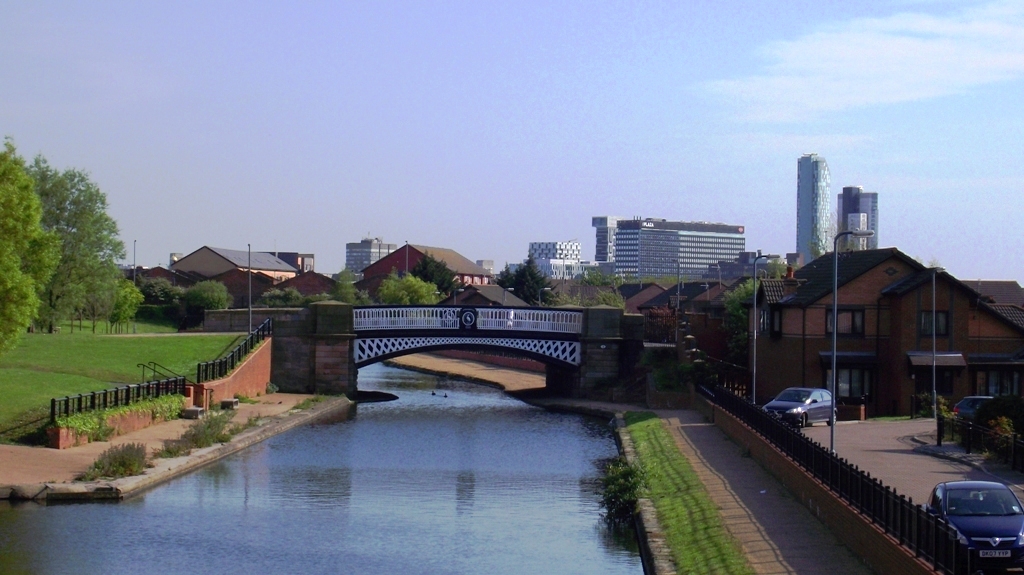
927,480,1024,573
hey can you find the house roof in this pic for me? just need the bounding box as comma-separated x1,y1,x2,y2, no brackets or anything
639,282,713,308
989,304,1024,331
759,279,785,305
463,285,529,306
410,245,490,277
205,247,298,273
779,248,924,307
967,280,1024,306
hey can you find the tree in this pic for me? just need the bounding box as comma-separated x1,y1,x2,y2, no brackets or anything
139,277,185,305
331,269,371,305
723,279,755,366
109,280,144,333
81,263,121,333
376,271,440,305
259,287,305,307
495,256,551,305
411,254,459,296
0,140,58,353
183,281,231,311
579,268,622,287
29,157,124,331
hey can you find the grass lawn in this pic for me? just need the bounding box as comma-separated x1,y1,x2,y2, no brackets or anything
624,411,753,575
0,326,243,431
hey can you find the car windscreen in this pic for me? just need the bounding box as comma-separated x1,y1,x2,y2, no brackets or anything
946,488,1024,516
775,390,810,402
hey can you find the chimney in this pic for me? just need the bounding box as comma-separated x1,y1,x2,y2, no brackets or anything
783,266,800,297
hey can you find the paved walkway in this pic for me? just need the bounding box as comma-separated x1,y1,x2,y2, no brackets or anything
0,394,312,486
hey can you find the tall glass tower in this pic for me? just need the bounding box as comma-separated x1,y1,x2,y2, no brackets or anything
796,154,832,258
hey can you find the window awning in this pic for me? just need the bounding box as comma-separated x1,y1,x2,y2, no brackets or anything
906,352,966,367
818,351,877,366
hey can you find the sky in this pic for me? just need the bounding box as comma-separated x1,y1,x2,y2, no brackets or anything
2,1,1022,281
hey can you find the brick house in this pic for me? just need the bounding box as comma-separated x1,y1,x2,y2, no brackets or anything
171,246,298,282
438,285,529,307
134,265,203,288
750,248,1024,416
274,271,337,297
356,244,492,297
210,268,276,309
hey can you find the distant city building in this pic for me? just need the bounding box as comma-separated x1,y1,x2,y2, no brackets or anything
704,251,785,280
475,260,495,275
529,241,582,261
796,154,833,258
272,252,315,273
170,246,297,282
838,186,879,250
592,216,622,263
614,218,746,279
346,238,397,275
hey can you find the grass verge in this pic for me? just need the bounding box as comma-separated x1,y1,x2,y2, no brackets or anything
624,411,753,575
156,412,263,458
80,443,148,481
293,396,327,410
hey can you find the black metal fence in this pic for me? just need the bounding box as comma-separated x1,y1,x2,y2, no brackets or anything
699,384,966,574
939,416,1024,472
50,377,187,423
195,318,272,384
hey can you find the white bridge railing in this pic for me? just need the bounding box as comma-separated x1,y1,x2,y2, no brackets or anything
353,307,583,335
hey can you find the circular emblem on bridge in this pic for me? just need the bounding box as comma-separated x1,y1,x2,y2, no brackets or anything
459,307,478,330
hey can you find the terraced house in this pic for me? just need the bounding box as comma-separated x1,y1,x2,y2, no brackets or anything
751,248,1024,417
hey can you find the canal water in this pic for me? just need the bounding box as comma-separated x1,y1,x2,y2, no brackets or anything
0,363,643,575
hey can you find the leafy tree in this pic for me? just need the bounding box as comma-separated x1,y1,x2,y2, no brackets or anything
579,269,622,287
183,281,231,311
723,279,754,366
139,277,185,305
376,271,440,305
764,260,787,279
259,287,305,307
109,279,144,332
0,140,59,353
29,157,124,331
496,256,551,305
548,289,624,308
332,269,371,304
411,254,459,296
81,263,121,332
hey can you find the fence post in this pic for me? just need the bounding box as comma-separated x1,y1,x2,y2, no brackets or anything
937,417,943,447
965,421,973,454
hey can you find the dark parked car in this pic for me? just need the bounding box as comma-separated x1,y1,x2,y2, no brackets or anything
762,387,834,428
953,396,994,422
927,480,1024,572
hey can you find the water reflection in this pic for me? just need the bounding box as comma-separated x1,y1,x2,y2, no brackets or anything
0,363,642,575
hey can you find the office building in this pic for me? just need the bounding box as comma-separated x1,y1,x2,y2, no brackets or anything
796,154,833,258
346,238,397,275
529,241,582,261
838,186,879,250
614,218,746,279
592,216,622,263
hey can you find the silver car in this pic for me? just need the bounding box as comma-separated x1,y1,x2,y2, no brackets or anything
762,387,835,428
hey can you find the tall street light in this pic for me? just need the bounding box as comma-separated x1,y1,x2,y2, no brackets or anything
751,250,779,404
132,240,137,334
829,229,875,453
932,266,945,422
502,286,514,305
248,243,252,333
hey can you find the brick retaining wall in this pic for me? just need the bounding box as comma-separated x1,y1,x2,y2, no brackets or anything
194,338,273,407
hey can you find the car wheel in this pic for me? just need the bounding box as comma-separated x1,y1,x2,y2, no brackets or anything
826,411,835,426
801,413,809,428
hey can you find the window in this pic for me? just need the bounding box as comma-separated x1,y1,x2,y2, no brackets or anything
826,309,865,335
771,308,782,337
758,308,769,333
975,370,1023,396
919,311,949,336
825,368,872,398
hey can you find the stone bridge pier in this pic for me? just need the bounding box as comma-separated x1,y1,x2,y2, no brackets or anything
267,302,644,398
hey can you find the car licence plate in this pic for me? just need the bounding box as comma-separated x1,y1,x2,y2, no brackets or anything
979,550,1011,558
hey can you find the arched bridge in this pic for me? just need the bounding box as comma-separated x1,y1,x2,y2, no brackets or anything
352,306,583,368
264,302,645,398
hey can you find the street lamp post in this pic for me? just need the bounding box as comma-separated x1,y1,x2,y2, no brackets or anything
132,240,137,334
751,251,779,404
454,288,464,306
248,243,252,332
829,229,875,453
502,287,514,305
932,266,945,421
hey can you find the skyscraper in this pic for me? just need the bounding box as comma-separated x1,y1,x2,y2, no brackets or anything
838,186,879,250
796,154,833,258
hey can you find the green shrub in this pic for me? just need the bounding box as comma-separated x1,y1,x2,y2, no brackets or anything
180,412,232,448
53,395,186,441
234,393,259,404
915,392,951,419
293,396,326,410
266,382,280,394
976,395,1024,431
80,443,148,481
601,456,647,525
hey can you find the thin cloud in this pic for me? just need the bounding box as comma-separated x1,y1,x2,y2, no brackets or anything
707,1,1024,122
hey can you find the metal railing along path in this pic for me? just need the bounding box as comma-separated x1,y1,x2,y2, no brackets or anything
699,384,966,574
196,318,272,384
51,377,187,423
